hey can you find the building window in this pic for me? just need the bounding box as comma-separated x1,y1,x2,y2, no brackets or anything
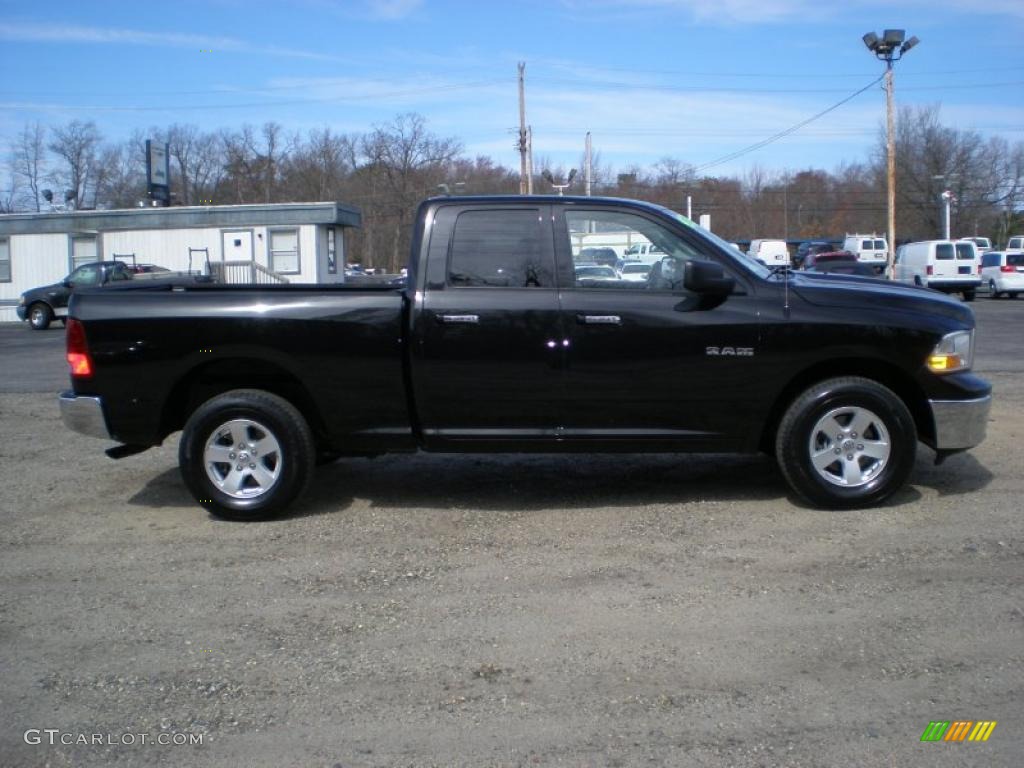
0,238,10,282
70,234,98,270
269,228,300,274
326,227,337,274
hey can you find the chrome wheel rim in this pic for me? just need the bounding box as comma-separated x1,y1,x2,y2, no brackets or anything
30,307,45,323
203,419,282,499
808,406,890,488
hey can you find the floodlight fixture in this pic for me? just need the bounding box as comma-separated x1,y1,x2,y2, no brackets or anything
862,32,879,51
41,189,53,202
882,29,906,46
901,36,920,54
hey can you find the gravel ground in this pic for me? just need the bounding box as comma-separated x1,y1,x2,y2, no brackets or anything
0,300,1022,767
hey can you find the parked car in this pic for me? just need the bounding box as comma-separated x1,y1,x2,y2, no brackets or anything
59,194,991,520
980,250,1024,298
893,240,981,301
1005,235,1024,251
574,264,618,283
960,236,992,253
578,247,618,266
842,234,888,272
17,261,136,330
801,251,876,276
748,239,790,266
795,241,836,268
616,262,653,282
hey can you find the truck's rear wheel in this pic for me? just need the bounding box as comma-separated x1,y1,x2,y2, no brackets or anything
963,289,976,302
179,389,315,521
28,303,52,330
775,377,916,509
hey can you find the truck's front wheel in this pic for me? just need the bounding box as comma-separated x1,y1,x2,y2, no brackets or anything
179,389,315,521
28,303,52,330
775,377,916,509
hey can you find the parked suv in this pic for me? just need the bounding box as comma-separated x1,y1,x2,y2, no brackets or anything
795,241,836,268
981,250,1024,298
1006,235,1024,251
961,236,991,253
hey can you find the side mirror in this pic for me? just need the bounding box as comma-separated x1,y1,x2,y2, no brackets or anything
684,260,735,296
62,279,72,288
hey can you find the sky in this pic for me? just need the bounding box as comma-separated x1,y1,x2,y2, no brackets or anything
0,0,1022,183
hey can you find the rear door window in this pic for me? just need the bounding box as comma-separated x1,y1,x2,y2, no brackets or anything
935,244,955,260
448,209,553,288
1007,253,1024,267
955,243,975,260
874,239,886,250
861,240,872,250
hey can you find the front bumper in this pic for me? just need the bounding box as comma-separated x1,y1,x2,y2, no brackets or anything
929,395,991,450
16,304,27,321
59,391,112,440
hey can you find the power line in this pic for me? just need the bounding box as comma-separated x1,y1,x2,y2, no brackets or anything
692,75,886,173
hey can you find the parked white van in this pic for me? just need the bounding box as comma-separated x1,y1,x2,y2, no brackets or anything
894,240,981,301
747,239,790,266
980,250,1024,298
1006,235,1024,251
842,234,888,272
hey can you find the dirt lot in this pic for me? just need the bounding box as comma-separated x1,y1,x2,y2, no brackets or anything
0,300,1022,767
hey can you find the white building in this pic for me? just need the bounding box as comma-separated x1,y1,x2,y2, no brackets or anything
0,202,361,322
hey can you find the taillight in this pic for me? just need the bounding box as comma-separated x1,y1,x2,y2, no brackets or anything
926,265,934,276
1000,265,1015,273
66,318,93,377
977,264,982,274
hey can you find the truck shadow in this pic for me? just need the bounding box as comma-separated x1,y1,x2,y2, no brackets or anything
127,450,992,518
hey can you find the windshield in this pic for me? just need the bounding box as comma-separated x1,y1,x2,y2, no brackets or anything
658,206,771,277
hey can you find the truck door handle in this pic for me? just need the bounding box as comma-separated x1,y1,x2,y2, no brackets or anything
577,314,621,325
438,314,479,324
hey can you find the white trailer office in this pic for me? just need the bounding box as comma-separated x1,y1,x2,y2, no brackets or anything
0,202,361,322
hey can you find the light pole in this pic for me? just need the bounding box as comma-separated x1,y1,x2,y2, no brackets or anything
542,169,577,196
863,29,919,278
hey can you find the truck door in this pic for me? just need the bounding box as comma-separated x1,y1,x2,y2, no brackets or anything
411,204,565,446
554,206,762,448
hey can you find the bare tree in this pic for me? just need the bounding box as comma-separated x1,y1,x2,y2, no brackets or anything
48,120,102,209
11,122,46,211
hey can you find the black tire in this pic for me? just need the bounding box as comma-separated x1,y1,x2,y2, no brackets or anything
989,280,1001,299
963,289,976,302
913,275,924,287
178,389,315,521
775,377,916,510
28,303,52,330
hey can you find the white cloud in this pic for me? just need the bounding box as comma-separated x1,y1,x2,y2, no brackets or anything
0,22,346,62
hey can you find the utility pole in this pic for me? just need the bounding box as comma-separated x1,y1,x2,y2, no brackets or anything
584,132,592,196
518,62,528,195
862,29,918,278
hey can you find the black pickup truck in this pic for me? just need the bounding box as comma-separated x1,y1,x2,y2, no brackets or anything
59,196,991,520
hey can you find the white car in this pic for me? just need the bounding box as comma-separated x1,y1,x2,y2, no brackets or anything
574,264,618,283
981,250,1024,298
617,262,652,282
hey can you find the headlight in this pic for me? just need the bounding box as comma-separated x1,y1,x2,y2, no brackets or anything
927,330,973,373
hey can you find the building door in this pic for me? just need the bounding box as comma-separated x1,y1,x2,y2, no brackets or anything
221,230,254,262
